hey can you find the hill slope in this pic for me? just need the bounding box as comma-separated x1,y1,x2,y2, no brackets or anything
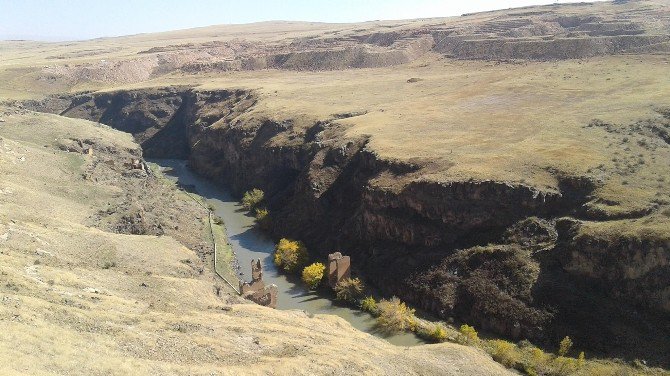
0,108,512,375
1,0,669,369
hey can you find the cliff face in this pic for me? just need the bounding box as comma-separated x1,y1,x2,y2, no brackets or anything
557,219,670,313
0,108,515,376
28,87,670,365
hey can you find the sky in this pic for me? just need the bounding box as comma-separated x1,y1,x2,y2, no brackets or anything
0,0,599,41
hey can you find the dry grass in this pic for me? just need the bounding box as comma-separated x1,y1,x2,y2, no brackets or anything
0,2,669,372
1,4,668,226
0,109,514,375
4,50,669,220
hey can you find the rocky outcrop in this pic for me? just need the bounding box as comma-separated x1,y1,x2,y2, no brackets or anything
26,87,670,365
556,219,670,312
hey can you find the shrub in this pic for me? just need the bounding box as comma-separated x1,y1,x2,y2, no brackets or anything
558,336,573,357
524,367,538,376
530,347,547,364
524,347,550,375
416,322,448,343
360,296,378,315
490,339,517,367
376,297,416,333
302,262,325,290
254,207,271,229
99,249,117,270
241,188,264,210
577,351,585,369
553,356,577,375
273,238,308,273
334,278,365,303
430,324,448,342
458,324,479,345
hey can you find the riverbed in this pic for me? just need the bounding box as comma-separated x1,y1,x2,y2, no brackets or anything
152,159,424,346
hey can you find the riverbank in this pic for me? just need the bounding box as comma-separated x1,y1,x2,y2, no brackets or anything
0,108,517,375
152,158,425,346
150,158,670,376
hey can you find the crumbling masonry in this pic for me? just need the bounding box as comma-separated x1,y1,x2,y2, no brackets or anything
327,252,351,288
239,259,278,308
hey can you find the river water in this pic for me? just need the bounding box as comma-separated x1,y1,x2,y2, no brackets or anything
152,159,424,346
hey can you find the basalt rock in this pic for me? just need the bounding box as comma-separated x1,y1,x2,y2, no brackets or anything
28,87,670,365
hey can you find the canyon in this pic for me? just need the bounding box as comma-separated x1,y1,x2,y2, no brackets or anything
22,77,670,364
1,0,670,373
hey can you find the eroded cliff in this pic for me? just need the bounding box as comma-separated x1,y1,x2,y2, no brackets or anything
23,86,670,365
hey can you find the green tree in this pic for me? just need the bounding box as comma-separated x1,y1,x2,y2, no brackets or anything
273,238,308,273
302,262,325,289
254,207,271,229
376,297,416,333
558,336,573,357
334,277,365,303
360,296,378,315
458,324,479,345
241,188,264,210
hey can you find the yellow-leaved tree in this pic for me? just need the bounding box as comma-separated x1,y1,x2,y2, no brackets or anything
302,262,325,289
376,296,416,333
241,188,264,210
274,238,308,273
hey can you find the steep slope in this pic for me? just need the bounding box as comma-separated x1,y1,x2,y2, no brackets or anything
0,108,512,375
1,0,669,369
25,74,670,365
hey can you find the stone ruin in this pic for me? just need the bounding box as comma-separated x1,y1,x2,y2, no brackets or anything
239,259,277,308
327,252,351,288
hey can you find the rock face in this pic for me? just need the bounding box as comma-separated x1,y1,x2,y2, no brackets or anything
556,219,670,313
18,1,670,87
0,109,515,376
27,87,670,366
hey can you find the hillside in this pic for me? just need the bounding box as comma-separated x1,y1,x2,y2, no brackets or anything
0,108,512,375
1,0,669,372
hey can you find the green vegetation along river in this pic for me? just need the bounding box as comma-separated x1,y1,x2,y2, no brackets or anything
152,159,424,346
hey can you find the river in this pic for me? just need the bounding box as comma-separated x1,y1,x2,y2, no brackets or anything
152,159,424,346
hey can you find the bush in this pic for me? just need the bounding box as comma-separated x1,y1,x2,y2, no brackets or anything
273,238,308,273
241,188,264,210
553,356,577,375
577,351,585,369
416,322,448,343
99,249,117,270
523,346,577,376
376,297,416,333
530,347,548,366
302,262,325,290
429,324,448,342
458,324,479,345
254,207,271,229
334,278,365,303
360,296,378,315
558,336,573,357
490,339,517,367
